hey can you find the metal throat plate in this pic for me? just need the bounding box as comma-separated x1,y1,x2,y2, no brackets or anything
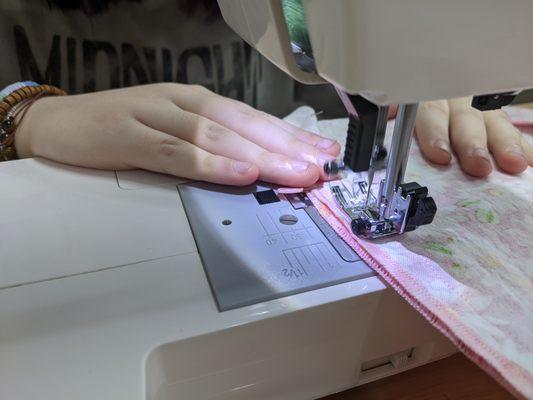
178,182,374,311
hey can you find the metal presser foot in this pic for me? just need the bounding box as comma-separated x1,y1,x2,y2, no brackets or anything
329,101,437,239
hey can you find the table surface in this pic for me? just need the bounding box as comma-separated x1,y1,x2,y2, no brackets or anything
324,353,514,400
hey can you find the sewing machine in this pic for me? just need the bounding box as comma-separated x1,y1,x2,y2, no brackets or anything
218,0,533,238
0,160,456,400
2,1,532,399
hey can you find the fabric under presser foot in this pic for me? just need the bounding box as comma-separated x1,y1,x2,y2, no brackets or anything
282,105,533,400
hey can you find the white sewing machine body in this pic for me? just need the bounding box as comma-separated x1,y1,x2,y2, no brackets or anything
218,0,533,105
0,158,455,400
219,0,533,240
2,2,531,398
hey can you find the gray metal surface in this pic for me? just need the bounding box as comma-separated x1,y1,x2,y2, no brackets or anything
178,182,374,311
304,206,359,263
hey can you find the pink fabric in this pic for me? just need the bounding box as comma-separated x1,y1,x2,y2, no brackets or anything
305,107,533,399
277,187,305,194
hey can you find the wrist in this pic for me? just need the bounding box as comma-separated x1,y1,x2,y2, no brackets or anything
0,83,67,160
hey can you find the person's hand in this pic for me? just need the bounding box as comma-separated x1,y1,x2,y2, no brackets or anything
415,97,533,177
14,83,340,187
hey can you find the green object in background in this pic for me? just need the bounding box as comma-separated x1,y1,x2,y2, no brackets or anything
282,0,312,56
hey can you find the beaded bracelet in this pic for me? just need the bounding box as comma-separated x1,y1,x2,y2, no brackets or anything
0,82,67,161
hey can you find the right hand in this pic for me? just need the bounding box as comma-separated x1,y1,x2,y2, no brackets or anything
415,98,532,177
15,83,341,187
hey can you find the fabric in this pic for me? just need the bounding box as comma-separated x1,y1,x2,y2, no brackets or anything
0,0,344,117
284,106,533,399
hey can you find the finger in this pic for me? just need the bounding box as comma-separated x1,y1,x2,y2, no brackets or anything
136,104,321,187
259,111,341,156
198,99,336,166
415,100,452,165
220,106,338,170
449,97,492,177
165,85,339,169
484,110,529,174
130,129,259,186
182,85,341,156
521,134,533,166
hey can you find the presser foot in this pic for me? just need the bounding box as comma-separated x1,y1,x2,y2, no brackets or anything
331,180,437,239
330,102,437,239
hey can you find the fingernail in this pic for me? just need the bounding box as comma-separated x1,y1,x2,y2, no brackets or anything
290,160,310,173
433,139,451,154
233,161,253,174
315,138,336,150
505,145,527,161
470,147,491,162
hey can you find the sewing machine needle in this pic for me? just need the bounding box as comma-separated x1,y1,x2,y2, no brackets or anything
365,166,374,209
364,105,389,210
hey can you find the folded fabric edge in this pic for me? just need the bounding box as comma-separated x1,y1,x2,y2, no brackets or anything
307,191,531,400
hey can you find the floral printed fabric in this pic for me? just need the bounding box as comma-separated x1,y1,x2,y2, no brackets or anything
284,106,533,399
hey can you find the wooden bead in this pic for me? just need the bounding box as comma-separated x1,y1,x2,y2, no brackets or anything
4,96,17,107
12,91,24,103
21,86,32,96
